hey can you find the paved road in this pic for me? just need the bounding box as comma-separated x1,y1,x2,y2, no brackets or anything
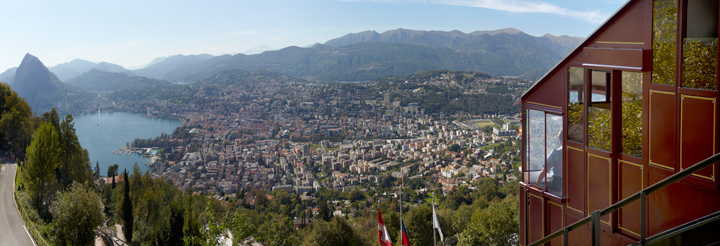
0,162,34,246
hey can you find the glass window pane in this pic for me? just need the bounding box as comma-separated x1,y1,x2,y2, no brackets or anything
683,38,717,90
546,114,563,196
652,0,677,85
591,71,610,103
568,67,584,143
589,108,612,151
589,70,612,151
683,0,717,90
526,109,545,185
686,0,718,38
622,72,643,157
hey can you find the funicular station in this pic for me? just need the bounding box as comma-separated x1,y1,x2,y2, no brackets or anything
520,0,720,244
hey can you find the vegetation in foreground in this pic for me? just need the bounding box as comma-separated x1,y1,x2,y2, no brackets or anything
4,79,518,245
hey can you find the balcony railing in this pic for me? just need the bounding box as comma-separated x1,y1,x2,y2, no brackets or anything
529,152,720,246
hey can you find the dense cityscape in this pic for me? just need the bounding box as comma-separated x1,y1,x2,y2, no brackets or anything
109,69,525,210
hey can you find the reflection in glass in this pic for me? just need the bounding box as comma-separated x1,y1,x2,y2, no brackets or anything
683,39,717,90
591,70,610,103
622,72,643,157
545,114,563,196
568,67,584,143
526,109,545,184
652,0,677,85
589,107,612,151
589,70,611,151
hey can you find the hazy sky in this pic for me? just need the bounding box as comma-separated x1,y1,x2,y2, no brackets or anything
0,0,627,72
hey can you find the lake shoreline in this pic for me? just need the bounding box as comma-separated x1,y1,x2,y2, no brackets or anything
74,112,181,175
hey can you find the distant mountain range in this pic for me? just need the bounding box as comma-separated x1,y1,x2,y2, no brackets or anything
0,28,583,115
133,28,581,82
0,67,16,83
242,45,273,55
66,69,170,93
133,54,214,80
324,27,579,55
49,59,134,81
1,28,582,84
0,59,134,83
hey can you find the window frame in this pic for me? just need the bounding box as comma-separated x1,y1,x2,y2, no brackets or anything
523,107,565,197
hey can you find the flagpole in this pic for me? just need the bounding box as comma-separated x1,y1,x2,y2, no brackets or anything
400,177,403,244
433,192,436,246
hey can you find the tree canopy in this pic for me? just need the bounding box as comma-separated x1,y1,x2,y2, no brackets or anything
23,121,61,217
49,182,104,246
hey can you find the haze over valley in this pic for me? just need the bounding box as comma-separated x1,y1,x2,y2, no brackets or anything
1,28,582,115
0,1,628,245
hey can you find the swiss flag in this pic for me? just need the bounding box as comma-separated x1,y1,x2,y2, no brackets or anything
378,210,393,246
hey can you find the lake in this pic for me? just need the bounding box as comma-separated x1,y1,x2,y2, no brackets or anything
73,112,181,175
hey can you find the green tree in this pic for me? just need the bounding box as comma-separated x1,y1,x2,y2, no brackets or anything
185,202,225,246
184,192,200,243
168,199,185,246
304,217,361,246
50,182,104,246
294,204,304,217
121,170,133,243
57,113,93,188
23,121,61,217
231,210,257,245
404,205,434,246
349,211,380,246
317,199,332,222
458,196,519,246
451,204,474,237
449,143,461,152
0,83,35,161
40,110,93,192
107,164,119,189
349,189,365,201
255,190,269,210
255,215,298,246
95,161,100,178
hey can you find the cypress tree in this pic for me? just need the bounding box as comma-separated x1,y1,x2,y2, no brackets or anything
121,170,133,242
95,161,100,178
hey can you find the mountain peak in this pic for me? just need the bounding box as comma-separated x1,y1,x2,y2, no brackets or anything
11,54,95,114
13,54,63,111
469,28,525,36
324,30,381,47
15,54,56,86
494,27,522,35
20,53,41,65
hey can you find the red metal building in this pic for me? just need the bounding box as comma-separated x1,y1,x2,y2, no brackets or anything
520,0,720,244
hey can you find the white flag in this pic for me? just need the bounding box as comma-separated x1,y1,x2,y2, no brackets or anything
432,201,444,242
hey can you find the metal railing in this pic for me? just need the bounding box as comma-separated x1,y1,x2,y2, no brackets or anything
16,198,51,246
529,152,720,246
13,162,51,246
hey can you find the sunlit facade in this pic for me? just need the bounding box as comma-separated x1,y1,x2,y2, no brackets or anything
520,0,720,244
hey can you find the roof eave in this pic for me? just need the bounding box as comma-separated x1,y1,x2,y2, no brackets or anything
519,0,636,100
